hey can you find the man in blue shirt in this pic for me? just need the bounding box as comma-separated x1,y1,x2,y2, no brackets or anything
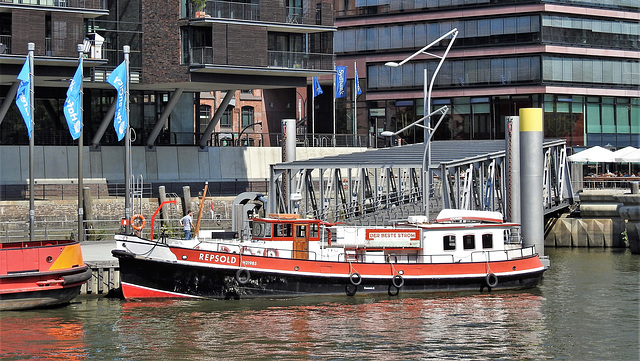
180,210,194,239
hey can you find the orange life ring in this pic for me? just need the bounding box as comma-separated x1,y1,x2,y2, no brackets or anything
131,214,146,231
265,249,279,257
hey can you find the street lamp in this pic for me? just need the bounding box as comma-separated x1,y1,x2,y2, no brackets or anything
380,106,448,220
237,121,262,146
384,28,458,220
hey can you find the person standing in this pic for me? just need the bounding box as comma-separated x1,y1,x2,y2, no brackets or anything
180,210,195,239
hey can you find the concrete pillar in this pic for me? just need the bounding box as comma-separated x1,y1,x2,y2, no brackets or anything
519,108,545,256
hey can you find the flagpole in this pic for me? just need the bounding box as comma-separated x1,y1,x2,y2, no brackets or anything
123,45,131,235
312,86,315,146
353,61,357,146
332,82,336,147
28,42,35,242
77,44,84,242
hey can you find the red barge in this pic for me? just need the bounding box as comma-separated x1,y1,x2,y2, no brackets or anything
0,240,92,310
112,209,546,299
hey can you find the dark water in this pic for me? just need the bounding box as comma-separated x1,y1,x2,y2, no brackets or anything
1,248,638,360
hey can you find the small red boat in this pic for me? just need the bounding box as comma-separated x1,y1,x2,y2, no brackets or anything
0,240,92,311
112,209,546,299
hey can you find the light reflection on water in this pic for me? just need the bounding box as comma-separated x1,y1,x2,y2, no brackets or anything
0,248,638,360
109,293,546,360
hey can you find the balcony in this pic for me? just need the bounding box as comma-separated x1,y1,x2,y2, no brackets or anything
189,47,333,71
0,0,106,11
268,51,334,71
189,0,259,21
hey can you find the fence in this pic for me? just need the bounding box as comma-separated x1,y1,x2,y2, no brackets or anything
0,216,232,243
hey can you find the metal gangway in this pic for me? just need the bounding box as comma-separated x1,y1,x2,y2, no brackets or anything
267,139,574,225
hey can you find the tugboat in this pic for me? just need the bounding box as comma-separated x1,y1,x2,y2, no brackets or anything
0,240,91,310
112,208,545,299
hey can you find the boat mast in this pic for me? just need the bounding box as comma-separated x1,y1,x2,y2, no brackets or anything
194,181,209,237
28,43,35,242
123,45,131,235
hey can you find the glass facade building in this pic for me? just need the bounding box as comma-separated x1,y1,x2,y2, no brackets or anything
334,0,639,148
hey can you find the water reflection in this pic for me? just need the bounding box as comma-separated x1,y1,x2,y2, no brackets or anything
111,292,544,360
0,313,86,360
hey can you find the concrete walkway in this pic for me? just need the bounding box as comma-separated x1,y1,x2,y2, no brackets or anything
81,241,119,263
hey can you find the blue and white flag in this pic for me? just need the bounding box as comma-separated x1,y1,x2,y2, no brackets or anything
16,57,33,138
354,64,362,96
63,58,83,140
106,61,128,141
335,66,347,98
312,76,323,97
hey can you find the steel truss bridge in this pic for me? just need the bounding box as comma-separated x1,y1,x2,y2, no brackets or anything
267,139,574,225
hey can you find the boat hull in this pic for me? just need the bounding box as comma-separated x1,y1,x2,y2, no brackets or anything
0,240,92,311
113,244,545,300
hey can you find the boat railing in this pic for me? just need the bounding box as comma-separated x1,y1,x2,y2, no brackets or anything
469,246,537,262
207,243,319,261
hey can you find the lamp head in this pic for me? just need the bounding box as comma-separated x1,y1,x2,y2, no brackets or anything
384,62,399,67
380,131,395,137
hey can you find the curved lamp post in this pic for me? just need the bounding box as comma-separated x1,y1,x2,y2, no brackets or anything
383,28,458,220
238,121,262,146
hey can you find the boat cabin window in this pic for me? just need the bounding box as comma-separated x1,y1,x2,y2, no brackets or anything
443,235,456,251
310,224,319,238
463,235,475,250
296,225,307,237
482,234,493,249
274,223,293,238
251,221,271,238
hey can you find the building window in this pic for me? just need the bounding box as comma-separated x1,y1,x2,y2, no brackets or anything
199,105,211,133
482,234,493,249
463,235,475,250
221,105,233,127
443,235,456,251
241,106,254,128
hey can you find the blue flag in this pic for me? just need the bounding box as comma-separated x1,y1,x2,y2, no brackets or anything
106,61,128,141
16,57,33,138
355,65,362,96
312,76,323,97
63,59,83,140
335,66,347,98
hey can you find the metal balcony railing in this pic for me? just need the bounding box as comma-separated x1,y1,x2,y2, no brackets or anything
268,51,334,71
0,35,10,55
0,0,106,10
189,0,259,21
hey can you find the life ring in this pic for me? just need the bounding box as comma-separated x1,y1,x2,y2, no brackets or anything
387,284,400,296
349,272,362,286
392,274,404,288
345,283,357,296
265,249,279,257
236,269,251,284
131,214,146,231
219,246,230,253
485,273,498,288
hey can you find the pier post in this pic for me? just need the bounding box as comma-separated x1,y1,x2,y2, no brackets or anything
519,108,546,260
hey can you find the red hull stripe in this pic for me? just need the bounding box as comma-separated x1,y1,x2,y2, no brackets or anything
166,246,543,279
121,282,202,299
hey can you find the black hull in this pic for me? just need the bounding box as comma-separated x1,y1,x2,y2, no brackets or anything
0,285,85,311
114,250,544,299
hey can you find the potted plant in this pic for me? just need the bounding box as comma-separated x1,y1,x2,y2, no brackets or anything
192,0,206,18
